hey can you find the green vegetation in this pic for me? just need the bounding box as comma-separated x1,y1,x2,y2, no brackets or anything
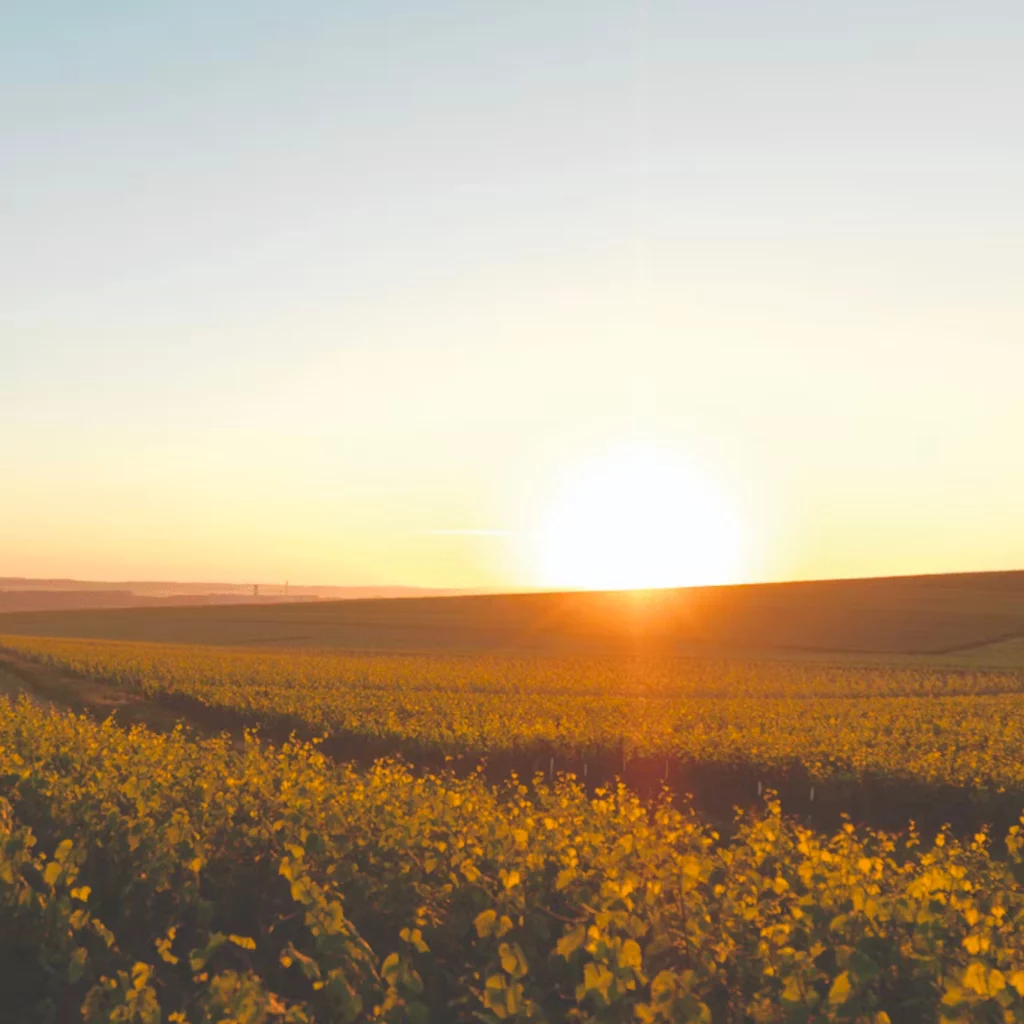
4,636,1024,829
4,573,1024,1020
4,694,1024,1023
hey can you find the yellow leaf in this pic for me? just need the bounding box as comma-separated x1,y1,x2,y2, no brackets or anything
828,971,852,1005
963,962,988,996
781,975,804,1003
555,867,575,891
580,962,614,1000
556,925,586,959
619,939,643,971
401,927,429,953
131,963,152,991
506,978,524,1015
499,942,528,979
474,909,496,938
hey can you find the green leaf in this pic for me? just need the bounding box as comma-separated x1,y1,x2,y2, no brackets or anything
188,932,227,972
849,949,880,982
67,947,87,983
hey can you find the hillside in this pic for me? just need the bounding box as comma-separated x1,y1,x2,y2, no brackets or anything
2,569,1024,664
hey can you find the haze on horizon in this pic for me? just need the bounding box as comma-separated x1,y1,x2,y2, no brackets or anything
4,2,1023,591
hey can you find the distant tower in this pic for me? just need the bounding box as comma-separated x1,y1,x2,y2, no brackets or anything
253,584,259,597
285,580,289,597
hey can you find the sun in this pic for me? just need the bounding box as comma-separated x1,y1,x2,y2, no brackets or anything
533,444,743,590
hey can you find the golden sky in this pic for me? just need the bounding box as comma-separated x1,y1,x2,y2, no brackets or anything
3,4,1022,589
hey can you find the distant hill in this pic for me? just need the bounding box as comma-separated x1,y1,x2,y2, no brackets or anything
3,570,1024,666
0,578,483,614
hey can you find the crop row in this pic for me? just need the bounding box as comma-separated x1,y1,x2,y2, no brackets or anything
3,635,1018,700
4,636,1024,801
5,695,1024,1021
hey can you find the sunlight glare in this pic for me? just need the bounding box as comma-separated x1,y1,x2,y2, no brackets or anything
534,445,743,590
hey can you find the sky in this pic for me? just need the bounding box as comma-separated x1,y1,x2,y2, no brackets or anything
3,1,1023,589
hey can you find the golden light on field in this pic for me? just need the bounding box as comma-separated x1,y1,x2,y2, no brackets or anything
534,445,744,591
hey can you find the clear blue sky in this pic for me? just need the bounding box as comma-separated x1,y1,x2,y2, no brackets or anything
3,2,1023,587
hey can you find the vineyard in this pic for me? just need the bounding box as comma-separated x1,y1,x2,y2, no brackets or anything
3,694,1024,1022
5,635,1024,1020
4,636,1024,830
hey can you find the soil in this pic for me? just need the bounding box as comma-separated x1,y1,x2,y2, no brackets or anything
0,651,188,732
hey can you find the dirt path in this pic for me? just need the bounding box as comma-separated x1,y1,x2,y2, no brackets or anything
0,651,191,732
0,663,48,704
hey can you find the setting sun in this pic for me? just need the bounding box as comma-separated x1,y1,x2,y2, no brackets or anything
534,445,744,590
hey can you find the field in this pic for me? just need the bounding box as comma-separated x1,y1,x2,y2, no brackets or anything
3,634,1024,836
6,694,1024,1023
2,573,1024,1021
2,570,1024,665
